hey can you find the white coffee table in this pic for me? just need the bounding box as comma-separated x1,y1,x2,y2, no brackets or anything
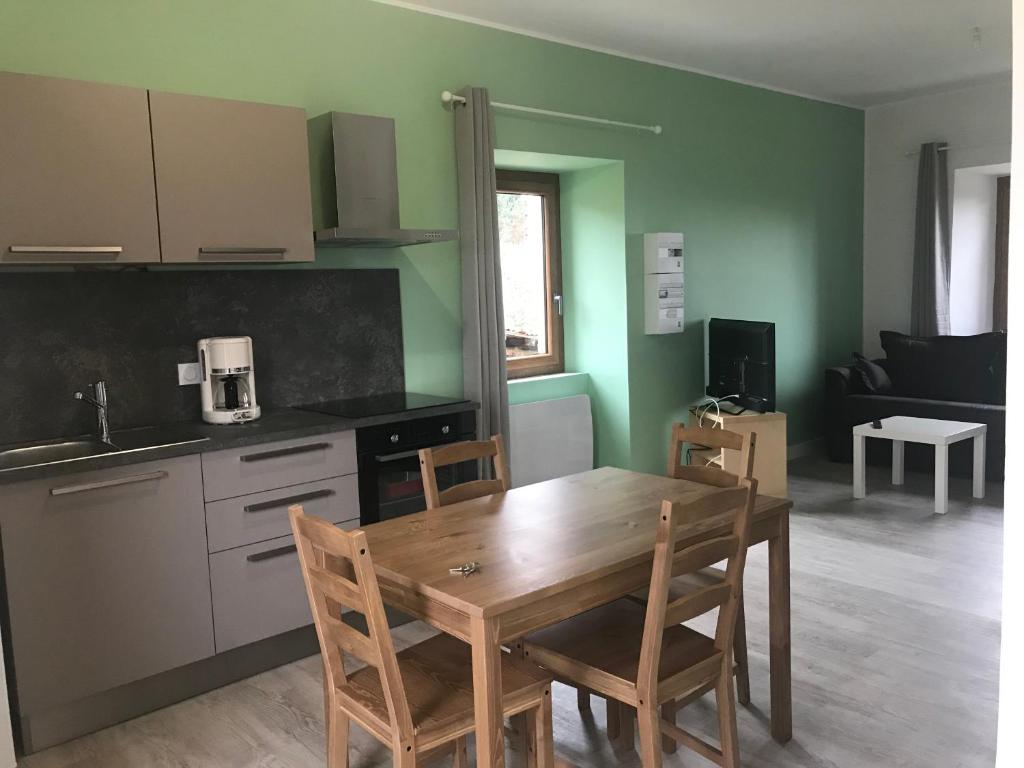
853,416,986,515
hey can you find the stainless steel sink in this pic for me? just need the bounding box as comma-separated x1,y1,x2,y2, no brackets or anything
0,438,118,471
0,426,209,473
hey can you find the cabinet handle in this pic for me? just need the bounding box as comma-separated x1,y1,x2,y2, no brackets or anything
50,470,167,497
198,247,287,260
246,544,297,563
9,245,123,257
375,449,421,463
239,442,331,463
244,488,335,513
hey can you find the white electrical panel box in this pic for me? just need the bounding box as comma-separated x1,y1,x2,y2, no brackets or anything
644,232,684,334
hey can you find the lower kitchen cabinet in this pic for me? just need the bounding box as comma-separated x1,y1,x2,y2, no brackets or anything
210,522,358,653
0,456,214,717
0,428,361,751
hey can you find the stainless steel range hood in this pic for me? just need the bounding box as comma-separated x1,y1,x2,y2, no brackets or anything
310,111,458,248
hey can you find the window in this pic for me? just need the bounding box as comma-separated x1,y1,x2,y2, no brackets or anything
496,170,564,378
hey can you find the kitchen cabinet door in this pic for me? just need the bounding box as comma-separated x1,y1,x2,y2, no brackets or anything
149,90,314,263
0,456,214,716
0,71,160,264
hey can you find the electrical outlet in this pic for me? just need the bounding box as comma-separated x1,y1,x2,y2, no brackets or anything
178,362,201,386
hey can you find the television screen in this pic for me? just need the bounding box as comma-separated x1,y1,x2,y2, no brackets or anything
706,318,776,412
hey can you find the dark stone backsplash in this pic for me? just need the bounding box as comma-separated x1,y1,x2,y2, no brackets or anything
0,270,404,444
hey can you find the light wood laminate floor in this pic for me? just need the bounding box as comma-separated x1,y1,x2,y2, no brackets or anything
17,457,1002,768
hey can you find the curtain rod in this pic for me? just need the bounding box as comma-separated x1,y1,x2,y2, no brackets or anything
441,90,662,135
904,145,952,157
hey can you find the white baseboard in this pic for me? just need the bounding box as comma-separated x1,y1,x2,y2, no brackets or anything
788,437,825,461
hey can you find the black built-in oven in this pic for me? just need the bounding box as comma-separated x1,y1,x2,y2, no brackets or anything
356,408,477,525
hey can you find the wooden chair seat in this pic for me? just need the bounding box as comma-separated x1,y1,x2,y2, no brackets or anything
524,599,721,703
339,633,551,752
629,568,750,710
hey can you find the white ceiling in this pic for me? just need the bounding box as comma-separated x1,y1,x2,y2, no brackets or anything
378,0,1011,107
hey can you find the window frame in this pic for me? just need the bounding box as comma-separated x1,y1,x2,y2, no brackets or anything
496,170,564,379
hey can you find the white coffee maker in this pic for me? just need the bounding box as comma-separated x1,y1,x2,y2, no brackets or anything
198,336,262,424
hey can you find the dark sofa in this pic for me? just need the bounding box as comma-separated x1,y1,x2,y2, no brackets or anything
825,331,1006,480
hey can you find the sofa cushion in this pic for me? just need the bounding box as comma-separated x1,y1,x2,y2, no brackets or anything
852,353,892,394
879,331,1007,405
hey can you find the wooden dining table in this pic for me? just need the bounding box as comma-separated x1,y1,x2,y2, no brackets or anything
361,466,793,767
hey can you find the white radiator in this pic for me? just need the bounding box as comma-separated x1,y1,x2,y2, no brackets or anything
509,395,593,487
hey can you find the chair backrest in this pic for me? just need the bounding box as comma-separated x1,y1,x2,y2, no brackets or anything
667,422,755,487
636,478,758,703
289,505,414,743
418,434,510,509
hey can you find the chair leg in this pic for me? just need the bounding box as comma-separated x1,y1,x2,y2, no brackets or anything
636,701,663,768
617,706,635,751
531,688,555,768
452,736,468,768
577,686,592,712
734,598,751,706
324,661,348,768
327,710,349,768
606,698,621,742
715,671,741,768
660,700,678,754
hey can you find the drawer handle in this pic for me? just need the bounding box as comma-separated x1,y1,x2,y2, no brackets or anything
50,470,167,497
198,247,287,260
244,488,335,513
375,449,421,463
246,544,297,563
9,245,123,257
239,442,331,463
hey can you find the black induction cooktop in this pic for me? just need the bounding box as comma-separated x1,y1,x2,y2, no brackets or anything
294,392,470,420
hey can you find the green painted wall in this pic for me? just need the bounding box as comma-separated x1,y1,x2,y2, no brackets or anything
0,0,864,473
560,163,631,469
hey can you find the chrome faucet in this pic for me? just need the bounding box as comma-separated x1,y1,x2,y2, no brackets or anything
74,380,111,443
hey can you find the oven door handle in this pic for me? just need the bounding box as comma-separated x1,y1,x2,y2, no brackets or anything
374,449,423,463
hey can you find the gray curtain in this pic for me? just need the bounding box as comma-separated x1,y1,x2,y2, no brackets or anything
453,86,510,478
910,141,951,336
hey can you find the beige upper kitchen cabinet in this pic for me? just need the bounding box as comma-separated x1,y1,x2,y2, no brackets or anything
149,90,314,263
0,71,161,265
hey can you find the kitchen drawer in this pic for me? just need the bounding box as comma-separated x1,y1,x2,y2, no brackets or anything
201,430,356,501
206,474,359,553
210,523,357,653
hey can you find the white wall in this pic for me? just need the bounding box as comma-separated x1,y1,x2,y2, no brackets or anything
996,3,1022,761
949,163,1010,335
863,79,1011,356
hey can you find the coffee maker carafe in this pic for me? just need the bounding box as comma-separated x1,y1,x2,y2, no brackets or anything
198,336,262,424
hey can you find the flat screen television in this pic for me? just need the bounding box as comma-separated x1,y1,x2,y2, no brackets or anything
706,318,776,413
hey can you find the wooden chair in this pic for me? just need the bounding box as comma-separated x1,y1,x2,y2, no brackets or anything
522,480,758,768
289,505,554,767
419,434,509,510
662,421,755,708
667,421,755,486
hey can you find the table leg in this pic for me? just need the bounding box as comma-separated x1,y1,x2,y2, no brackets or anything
891,440,904,486
768,511,792,743
853,434,866,498
470,616,505,768
973,435,986,499
934,444,949,515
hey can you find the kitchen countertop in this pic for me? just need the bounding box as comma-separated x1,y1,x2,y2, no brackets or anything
0,400,478,485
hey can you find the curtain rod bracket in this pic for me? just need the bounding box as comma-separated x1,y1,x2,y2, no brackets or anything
441,90,466,109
